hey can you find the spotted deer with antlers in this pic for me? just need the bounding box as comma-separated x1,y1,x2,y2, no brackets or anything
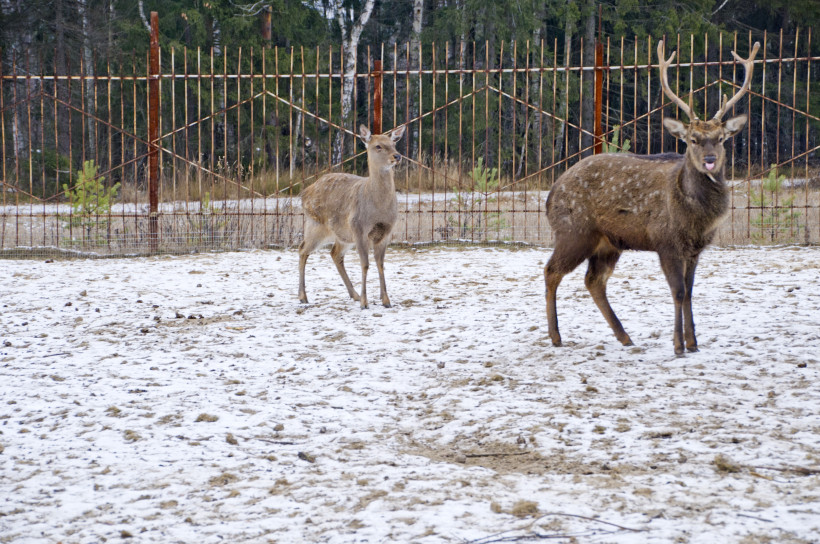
544,39,760,355
298,124,405,309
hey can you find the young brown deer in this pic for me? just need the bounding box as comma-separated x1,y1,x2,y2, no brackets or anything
545,39,760,355
298,124,405,309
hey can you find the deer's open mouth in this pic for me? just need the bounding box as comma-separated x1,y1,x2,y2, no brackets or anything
703,155,718,171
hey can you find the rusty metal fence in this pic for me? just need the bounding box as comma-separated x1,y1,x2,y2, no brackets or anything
1,25,819,258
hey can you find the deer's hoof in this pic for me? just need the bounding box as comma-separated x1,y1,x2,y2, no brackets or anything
620,337,634,347
550,337,562,347
687,345,699,353
298,295,308,304
674,347,686,357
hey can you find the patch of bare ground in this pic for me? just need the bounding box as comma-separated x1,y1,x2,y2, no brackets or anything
405,438,657,479
2,246,819,543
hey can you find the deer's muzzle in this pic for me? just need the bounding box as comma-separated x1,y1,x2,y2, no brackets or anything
703,155,717,171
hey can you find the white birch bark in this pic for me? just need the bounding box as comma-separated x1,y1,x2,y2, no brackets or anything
581,2,596,157
555,9,573,166
78,0,96,161
138,0,151,32
409,0,424,159
517,12,547,179
1,0,28,166
108,0,115,50
332,0,376,164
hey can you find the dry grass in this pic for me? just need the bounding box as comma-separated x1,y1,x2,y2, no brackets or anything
4,159,819,257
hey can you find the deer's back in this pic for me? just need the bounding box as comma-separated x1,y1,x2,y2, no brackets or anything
547,153,684,250
300,171,399,245
300,173,365,224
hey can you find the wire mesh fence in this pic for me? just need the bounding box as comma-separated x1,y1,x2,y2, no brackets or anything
1,29,819,259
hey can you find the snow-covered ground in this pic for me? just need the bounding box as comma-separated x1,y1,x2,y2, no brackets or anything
1,245,819,543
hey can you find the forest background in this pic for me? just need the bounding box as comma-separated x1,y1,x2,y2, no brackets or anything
1,0,819,204
3,0,816,66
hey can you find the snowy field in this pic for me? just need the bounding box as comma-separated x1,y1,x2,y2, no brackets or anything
1,245,819,543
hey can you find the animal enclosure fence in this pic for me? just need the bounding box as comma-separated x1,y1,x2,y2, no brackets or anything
1,23,819,258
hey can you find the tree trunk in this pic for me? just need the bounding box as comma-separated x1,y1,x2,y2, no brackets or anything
555,9,573,167
332,0,376,165
517,8,547,179
291,103,303,178
78,0,96,162
108,0,115,52
581,1,596,158
409,0,424,158
138,0,151,32
55,0,67,158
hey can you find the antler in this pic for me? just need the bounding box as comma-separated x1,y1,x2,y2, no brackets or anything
712,41,761,120
657,39,697,121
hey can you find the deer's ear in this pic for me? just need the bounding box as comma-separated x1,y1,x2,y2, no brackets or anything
358,125,372,144
663,118,688,140
723,115,747,138
389,124,405,143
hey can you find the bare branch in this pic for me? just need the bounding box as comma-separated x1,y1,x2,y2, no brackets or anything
349,0,376,45
712,0,731,15
230,0,271,17
137,0,151,33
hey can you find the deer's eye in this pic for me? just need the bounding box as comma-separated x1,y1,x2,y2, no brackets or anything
374,145,382,150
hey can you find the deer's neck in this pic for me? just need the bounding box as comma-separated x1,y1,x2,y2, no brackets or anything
677,161,729,220
367,165,396,193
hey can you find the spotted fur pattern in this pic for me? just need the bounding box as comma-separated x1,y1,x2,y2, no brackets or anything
545,115,747,355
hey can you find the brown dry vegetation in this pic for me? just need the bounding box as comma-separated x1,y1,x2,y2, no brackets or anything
5,160,819,257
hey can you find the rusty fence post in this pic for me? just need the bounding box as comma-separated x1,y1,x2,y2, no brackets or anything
594,40,604,154
372,59,382,134
148,12,160,253
261,6,272,47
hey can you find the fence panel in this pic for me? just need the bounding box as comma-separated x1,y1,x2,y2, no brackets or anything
1,31,818,258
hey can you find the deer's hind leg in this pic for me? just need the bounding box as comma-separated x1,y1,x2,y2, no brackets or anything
298,221,332,304
330,241,360,302
585,244,632,346
545,232,599,347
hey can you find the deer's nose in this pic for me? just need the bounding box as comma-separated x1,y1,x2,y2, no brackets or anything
393,153,401,162
703,154,717,171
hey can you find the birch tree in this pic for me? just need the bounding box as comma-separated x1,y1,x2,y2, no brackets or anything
331,0,376,164
581,0,596,158
77,0,96,161
555,0,577,166
409,0,423,158
0,0,26,167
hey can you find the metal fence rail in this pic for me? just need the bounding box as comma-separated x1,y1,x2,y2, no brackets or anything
1,25,818,258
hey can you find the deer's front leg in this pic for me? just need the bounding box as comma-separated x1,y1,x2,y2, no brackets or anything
682,256,700,352
355,236,370,309
374,240,391,307
659,254,686,356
